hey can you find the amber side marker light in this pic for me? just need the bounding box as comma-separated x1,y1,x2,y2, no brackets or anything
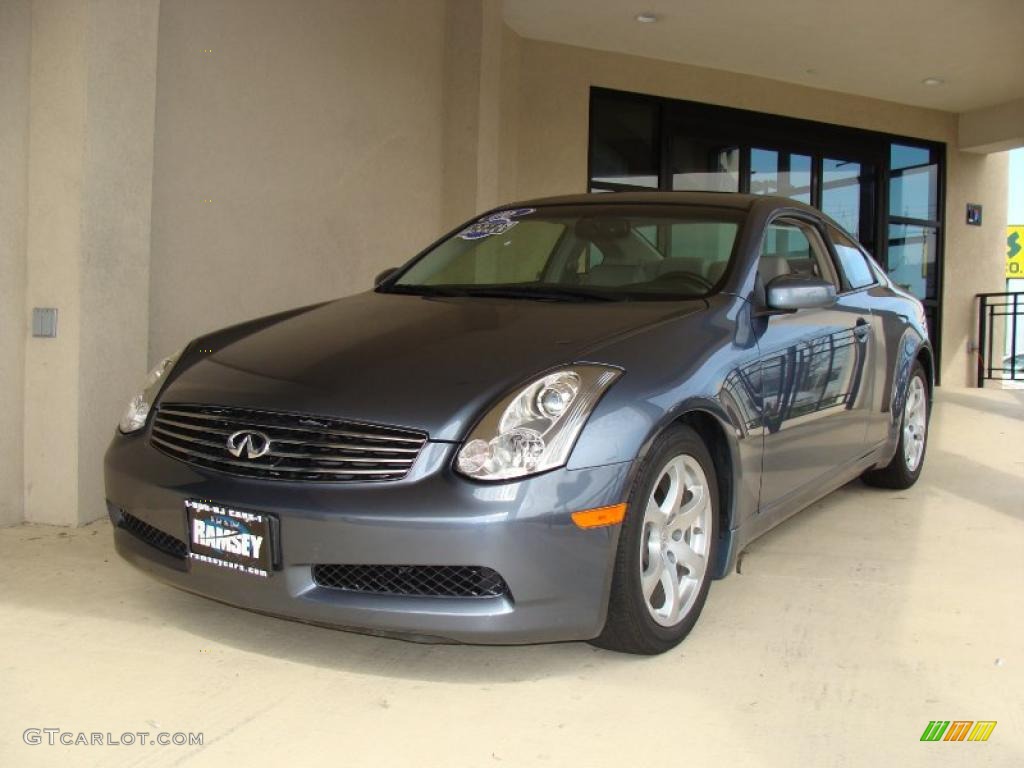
571,503,627,529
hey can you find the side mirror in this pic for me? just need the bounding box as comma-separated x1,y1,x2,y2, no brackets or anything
374,267,398,287
766,274,837,311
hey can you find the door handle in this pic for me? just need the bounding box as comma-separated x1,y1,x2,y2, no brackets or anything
853,320,871,341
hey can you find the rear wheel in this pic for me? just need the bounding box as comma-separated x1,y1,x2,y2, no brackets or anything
591,425,718,655
862,361,930,489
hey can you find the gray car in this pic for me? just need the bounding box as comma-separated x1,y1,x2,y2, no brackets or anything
104,192,932,654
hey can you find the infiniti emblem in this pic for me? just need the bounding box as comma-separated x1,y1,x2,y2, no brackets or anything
226,429,272,459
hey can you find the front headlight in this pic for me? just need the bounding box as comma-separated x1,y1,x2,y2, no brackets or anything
118,349,184,433
456,364,622,481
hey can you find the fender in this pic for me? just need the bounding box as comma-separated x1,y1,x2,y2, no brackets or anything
631,395,753,580
875,328,932,468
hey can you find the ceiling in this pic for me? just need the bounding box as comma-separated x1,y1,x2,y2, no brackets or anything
502,0,1024,113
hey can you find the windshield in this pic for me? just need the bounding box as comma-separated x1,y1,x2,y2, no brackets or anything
382,204,743,301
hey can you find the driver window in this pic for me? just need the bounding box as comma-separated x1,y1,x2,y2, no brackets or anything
759,220,837,288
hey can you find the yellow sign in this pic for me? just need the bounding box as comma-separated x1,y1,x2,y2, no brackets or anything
1009,225,1024,278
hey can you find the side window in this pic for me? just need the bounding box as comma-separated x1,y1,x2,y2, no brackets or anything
759,220,837,288
828,225,876,290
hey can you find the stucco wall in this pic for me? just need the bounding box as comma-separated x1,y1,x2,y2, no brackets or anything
0,0,31,526
497,24,521,204
960,97,1024,153
20,0,160,526
22,0,89,525
148,0,447,363
512,38,1009,387
944,150,1009,384
76,0,160,524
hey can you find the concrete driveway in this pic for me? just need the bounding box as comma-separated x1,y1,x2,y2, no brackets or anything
2,387,1022,767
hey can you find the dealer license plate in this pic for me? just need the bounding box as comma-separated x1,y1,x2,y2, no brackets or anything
185,500,274,578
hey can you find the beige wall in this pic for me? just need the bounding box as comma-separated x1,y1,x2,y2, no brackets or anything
76,0,160,524
944,151,1009,383
960,97,1024,153
440,0,519,230
496,24,521,204
22,0,89,526
20,0,159,526
511,38,1009,387
148,0,448,363
0,0,31,526
441,0,484,229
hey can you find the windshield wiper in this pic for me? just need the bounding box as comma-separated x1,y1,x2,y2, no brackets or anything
464,286,620,302
384,285,618,302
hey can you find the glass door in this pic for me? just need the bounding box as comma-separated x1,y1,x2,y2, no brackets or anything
887,143,942,343
822,157,877,254
670,135,740,192
749,148,812,203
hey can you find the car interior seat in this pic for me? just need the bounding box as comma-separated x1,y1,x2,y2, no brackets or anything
578,230,660,287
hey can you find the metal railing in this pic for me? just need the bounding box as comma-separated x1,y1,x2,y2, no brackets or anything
976,291,1024,387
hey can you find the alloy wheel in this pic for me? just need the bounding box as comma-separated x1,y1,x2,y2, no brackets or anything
640,455,712,627
903,376,927,472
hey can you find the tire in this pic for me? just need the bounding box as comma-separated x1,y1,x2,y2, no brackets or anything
862,360,930,489
591,424,719,655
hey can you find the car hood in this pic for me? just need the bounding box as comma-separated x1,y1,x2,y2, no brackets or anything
161,290,704,441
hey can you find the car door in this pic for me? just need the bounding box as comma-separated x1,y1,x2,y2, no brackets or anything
825,223,891,448
754,216,875,511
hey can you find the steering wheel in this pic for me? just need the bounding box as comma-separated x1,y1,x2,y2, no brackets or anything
649,270,714,292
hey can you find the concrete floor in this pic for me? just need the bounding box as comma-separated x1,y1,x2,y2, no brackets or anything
2,387,1022,767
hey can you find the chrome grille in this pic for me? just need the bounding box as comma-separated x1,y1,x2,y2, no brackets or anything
150,404,426,482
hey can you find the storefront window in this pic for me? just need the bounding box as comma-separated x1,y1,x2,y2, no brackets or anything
887,142,941,308
887,223,938,299
590,94,659,190
890,143,940,222
671,137,739,192
749,149,812,203
822,159,862,236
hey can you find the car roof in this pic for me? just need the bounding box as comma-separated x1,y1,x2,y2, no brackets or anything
507,190,818,214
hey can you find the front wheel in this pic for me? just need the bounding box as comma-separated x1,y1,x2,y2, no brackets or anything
591,425,718,655
862,360,930,489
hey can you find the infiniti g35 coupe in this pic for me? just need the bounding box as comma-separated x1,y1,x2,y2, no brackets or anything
104,192,932,654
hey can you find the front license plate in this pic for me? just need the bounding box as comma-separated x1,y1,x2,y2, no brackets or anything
185,500,274,578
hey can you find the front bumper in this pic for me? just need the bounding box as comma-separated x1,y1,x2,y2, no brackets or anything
104,432,634,644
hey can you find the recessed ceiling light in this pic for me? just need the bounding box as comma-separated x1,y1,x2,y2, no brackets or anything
921,77,944,86
636,13,658,23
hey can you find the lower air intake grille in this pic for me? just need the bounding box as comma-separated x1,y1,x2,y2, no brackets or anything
312,564,510,598
118,511,187,559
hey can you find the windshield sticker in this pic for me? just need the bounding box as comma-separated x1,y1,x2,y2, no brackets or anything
457,208,535,241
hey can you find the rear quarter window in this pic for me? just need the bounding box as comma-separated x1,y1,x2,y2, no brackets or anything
828,225,876,290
